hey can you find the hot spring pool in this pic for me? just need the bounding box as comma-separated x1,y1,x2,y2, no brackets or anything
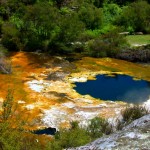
74,74,150,103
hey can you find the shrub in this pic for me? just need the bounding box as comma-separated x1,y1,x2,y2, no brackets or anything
86,29,127,58
121,105,149,124
87,117,113,139
0,45,12,74
1,22,19,51
51,121,90,149
103,3,122,24
78,3,103,30
115,118,125,130
99,24,117,34
79,29,101,42
1,89,14,121
0,89,44,150
115,1,150,33
0,17,4,34
0,121,44,150
117,45,150,62
47,118,113,149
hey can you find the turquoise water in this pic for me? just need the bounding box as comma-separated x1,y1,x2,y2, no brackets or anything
74,74,150,103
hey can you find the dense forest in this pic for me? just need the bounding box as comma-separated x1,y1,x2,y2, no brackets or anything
0,0,150,56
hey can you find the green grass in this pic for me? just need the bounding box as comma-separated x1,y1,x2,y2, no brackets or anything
126,35,150,46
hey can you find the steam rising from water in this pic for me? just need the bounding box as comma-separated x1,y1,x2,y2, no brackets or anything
143,98,150,111
74,74,150,104
119,88,150,103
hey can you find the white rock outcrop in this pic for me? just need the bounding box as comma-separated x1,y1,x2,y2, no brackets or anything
69,114,150,150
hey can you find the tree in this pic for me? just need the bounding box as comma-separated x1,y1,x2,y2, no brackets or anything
92,0,108,8
103,3,122,24
115,1,150,33
78,3,103,30
51,13,84,53
21,2,60,51
86,29,127,57
1,21,20,51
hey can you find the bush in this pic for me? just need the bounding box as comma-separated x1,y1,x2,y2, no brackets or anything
87,117,113,139
78,3,103,30
0,17,4,35
99,24,117,34
121,105,149,124
103,3,122,24
0,45,12,74
1,22,19,51
115,1,150,33
1,89,14,121
0,89,44,150
86,29,127,57
53,13,84,54
115,118,124,130
47,118,114,149
79,29,101,42
0,121,44,150
50,121,90,149
117,45,150,62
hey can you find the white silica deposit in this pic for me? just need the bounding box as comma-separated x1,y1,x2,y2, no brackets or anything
42,106,69,130
27,80,44,92
62,102,76,108
27,80,51,93
69,77,87,82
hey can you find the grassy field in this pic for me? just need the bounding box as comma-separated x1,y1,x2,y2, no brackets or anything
126,35,150,46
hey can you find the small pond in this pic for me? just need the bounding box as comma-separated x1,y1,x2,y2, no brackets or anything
34,127,56,135
74,74,150,103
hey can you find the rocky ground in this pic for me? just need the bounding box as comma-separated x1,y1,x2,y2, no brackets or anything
117,45,150,62
68,114,150,150
24,56,127,129
0,52,150,131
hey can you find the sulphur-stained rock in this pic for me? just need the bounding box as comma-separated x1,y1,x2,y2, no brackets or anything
18,100,26,104
0,97,3,110
24,104,35,110
0,97,3,102
68,114,150,150
46,71,69,81
41,101,125,130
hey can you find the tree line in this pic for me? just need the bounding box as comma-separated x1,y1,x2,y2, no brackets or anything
0,0,150,55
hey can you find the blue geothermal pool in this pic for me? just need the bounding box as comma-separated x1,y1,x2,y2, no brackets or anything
74,74,150,103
